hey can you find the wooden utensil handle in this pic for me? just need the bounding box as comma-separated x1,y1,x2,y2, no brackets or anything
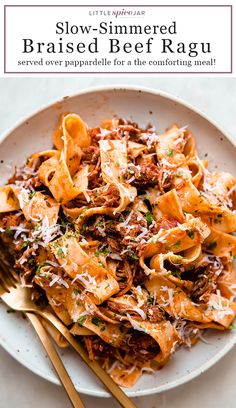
26,313,85,408
38,310,137,408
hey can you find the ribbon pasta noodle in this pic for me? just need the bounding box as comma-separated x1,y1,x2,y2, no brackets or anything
0,114,236,387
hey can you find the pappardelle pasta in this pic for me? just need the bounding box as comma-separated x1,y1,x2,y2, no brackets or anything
1,113,236,387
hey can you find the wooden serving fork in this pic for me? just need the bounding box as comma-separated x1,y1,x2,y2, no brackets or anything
0,254,85,408
0,252,137,408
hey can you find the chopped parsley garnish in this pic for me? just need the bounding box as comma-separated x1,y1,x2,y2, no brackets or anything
35,264,48,280
186,230,194,239
66,232,75,239
35,264,47,276
147,294,154,306
173,255,183,264
57,247,65,257
213,214,223,224
73,288,81,295
4,227,14,236
21,241,29,249
80,222,87,233
173,240,181,248
77,316,87,326
61,218,73,227
175,172,183,177
206,241,217,250
28,191,36,200
95,244,110,257
130,253,139,260
166,149,174,157
91,316,101,326
29,259,36,267
145,212,155,226
172,270,182,280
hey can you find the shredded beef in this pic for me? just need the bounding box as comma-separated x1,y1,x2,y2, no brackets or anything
125,331,160,359
81,145,100,164
124,162,159,187
118,124,141,134
107,236,121,252
88,184,120,207
116,211,147,252
133,267,147,286
191,256,223,301
158,168,172,193
147,305,165,323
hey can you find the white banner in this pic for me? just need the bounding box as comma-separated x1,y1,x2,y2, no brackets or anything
4,5,232,74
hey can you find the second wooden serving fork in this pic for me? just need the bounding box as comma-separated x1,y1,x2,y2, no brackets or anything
0,251,137,408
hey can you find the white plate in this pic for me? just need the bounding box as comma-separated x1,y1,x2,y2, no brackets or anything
0,86,236,397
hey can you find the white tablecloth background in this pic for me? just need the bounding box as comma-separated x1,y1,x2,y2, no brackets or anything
0,77,236,408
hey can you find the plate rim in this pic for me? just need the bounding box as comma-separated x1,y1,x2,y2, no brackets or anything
1,84,236,150
1,314,236,398
0,84,236,397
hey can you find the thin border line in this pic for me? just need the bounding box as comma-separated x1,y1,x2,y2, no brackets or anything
231,4,233,73
3,71,231,74
4,6,6,74
4,4,233,7
4,4,233,74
